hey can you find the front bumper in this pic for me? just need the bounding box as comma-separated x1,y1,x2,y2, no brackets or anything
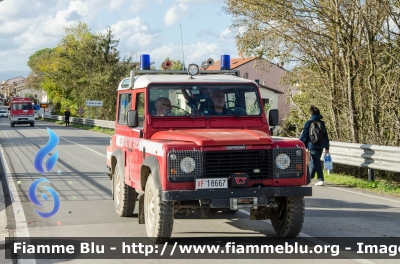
10,117,34,124
161,186,312,201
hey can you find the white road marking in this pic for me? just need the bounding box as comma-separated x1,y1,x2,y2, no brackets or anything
0,145,36,264
35,127,106,157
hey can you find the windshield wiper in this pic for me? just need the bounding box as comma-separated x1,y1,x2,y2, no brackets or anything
171,105,195,119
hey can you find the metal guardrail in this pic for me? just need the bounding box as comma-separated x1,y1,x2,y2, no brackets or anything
329,141,400,173
42,116,399,180
42,115,115,129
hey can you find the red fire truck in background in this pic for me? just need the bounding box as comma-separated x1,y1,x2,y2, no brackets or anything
9,97,35,127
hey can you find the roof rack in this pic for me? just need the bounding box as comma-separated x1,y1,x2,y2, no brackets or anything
128,69,240,88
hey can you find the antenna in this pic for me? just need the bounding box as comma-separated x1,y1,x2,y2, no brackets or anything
180,24,185,70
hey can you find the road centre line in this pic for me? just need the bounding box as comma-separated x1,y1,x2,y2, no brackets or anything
35,127,106,158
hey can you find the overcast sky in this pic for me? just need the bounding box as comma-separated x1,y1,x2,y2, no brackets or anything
0,0,238,74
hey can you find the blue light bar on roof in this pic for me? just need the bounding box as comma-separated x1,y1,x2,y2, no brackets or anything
140,54,150,70
220,54,230,70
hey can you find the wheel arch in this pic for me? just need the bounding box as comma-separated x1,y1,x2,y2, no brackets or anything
111,148,124,180
141,156,161,191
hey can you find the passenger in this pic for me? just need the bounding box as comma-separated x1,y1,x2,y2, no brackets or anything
154,97,172,116
209,89,226,114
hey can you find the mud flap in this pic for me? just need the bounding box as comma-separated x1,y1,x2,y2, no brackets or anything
138,194,145,224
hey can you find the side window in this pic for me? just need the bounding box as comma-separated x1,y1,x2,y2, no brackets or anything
136,93,145,127
118,93,132,125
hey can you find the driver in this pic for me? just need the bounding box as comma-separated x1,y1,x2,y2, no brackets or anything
207,89,247,116
154,97,172,116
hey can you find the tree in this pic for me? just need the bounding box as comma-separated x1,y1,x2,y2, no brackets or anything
27,22,134,120
224,0,400,146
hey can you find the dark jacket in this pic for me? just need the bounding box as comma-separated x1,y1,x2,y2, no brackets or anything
299,114,330,150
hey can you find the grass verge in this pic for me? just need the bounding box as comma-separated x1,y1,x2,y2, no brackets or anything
323,171,400,197
39,118,115,136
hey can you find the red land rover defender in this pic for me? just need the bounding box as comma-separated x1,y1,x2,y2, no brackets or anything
106,55,311,243
9,97,35,127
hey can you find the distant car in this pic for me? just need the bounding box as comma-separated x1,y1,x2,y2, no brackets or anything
0,110,7,117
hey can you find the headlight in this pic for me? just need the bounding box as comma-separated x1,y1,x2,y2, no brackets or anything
180,157,196,173
276,154,290,169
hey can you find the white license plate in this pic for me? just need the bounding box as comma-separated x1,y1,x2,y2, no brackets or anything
196,178,228,189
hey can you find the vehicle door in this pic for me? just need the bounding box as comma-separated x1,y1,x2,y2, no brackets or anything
115,92,133,184
128,90,145,190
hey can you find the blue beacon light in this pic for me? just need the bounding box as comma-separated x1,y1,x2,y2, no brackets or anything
220,54,230,70
140,54,150,70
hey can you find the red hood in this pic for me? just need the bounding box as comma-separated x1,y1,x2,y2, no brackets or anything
151,129,273,147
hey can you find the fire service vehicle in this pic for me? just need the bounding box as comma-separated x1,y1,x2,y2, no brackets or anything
106,54,311,243
9,97,35,127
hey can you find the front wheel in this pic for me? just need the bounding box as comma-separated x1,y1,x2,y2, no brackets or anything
11,123,14,127
113,163,137,217
30,123,34,127
270,196,305,237
144,174,174,243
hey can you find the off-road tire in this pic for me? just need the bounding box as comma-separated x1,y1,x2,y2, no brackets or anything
144,174,174,243
113,163,137,217
195,207,218,218
270,196,305,237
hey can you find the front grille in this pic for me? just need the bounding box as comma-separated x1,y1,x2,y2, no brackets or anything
273,147,305,178
202,150,273,179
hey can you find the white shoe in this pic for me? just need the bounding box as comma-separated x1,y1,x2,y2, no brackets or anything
315,181,324,186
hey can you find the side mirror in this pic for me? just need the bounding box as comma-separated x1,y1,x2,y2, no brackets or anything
268,109,279,127
127,110,138,127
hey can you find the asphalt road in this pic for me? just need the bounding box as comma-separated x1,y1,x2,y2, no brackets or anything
0,118,399,264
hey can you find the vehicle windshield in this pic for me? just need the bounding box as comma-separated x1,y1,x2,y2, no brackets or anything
148,85,262,117
12,103,33,110
0,110,6,113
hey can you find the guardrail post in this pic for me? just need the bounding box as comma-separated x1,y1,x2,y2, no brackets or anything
368,169,375,182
